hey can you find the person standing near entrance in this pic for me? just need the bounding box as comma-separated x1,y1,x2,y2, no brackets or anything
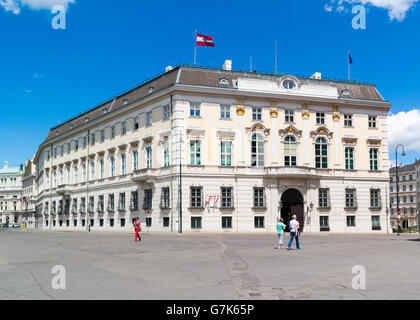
132,217,142,242
287,215,301,251
276,218,286,249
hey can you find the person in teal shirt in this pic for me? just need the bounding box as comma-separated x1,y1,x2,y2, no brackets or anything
276,218,286,249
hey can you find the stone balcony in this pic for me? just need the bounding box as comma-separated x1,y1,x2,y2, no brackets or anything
56,184,72,197
131,168,158,183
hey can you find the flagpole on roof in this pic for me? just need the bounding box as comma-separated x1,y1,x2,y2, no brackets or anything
348,48,351,81
194,29,197,65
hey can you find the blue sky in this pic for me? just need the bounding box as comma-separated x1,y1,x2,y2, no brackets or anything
1,0,419,167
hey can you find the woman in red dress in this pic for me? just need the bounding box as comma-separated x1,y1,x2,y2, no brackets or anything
133,217,141,242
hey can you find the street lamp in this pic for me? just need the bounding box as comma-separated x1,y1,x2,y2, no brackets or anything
395,144,406,235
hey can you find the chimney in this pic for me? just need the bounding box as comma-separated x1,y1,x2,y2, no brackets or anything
4,161,8,169
310,72,322,80
222,60,232,71
165,66,173,72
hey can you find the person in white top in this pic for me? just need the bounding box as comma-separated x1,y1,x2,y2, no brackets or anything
287,215,302,250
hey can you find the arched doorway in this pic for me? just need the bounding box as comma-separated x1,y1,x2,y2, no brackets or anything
281,189,304,232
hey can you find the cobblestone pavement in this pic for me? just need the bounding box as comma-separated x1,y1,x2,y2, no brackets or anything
0,229,419,300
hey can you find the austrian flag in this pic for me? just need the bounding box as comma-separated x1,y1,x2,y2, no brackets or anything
196,33,215,47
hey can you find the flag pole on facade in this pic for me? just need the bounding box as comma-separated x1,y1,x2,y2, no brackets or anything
194,29,197,65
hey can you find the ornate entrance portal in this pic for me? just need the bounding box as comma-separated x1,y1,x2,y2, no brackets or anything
281,189,304,232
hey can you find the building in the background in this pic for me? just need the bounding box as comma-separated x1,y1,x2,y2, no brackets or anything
416,160,420,229
21,159,38,228
389,163,417,229
33,63,391,233
0,161,24,225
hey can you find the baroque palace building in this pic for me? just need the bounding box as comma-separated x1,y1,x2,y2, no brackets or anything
33,63,391,233
0,161,24,225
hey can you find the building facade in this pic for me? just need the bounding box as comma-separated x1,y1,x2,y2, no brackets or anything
21,159,38,228
33,63,391,233
416,160,420,228
389,164,417,229
0,161,24,225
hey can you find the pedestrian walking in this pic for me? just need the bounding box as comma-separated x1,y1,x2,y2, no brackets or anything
276,218,286,249
132,217,142,242
287,215,302,251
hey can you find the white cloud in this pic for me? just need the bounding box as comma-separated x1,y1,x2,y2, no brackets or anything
0,0,75,14
388,109,420,153
324,0,418,21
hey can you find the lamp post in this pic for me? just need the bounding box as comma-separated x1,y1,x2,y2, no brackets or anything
395,144,406,235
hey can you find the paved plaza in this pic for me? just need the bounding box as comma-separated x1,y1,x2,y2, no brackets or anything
0,228,419,300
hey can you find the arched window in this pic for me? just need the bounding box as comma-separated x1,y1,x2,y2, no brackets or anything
315,137,328,169
251,134,265,167
284,136,297,166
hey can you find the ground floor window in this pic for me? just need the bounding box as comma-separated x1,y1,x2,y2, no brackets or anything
82,219,86,227
46,220,49,227
191,217,202,229
372,216,381,230
146,217,152,227
53,220,56,227
110,219,114,227
74,220,77,227
120,218,126,227
163,217,170,227
59,220,63,227
347,216,356,227
222,217,232,229
320,216,329,231
254,216,265,229
66,220,70,227
100,219,104,227
90,219,94,227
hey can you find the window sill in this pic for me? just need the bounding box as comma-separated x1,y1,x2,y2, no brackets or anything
369,207,382,211
345,207,358,210
320,227,330,232
220,207,235,211
189,207,205,210
219,118,232,121
189,116,202,119
318,207,331,210
252,207,267,210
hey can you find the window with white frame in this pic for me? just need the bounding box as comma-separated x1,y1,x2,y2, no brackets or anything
368,116,377,129
316,112,325,125
121,153,126,174
251,134,265,167
284,136,297,166
110,156,115,177
74,167,78,184
100,159,104,179
133,151,139,171
190,186,203,208
100,130,105,142
345,147,354,170
370,189,381,208
90,161,95,180
285,110,295,123
221,187,234,208
369,148,379,171
111,126,115,139
345,189,357,208
66,167,71,184
344,114,353,127
315,137,328,169
162,142,170,167
318,188,330,208
133,117,139,131
220,141,232,166
160,187,170,209
190,103,201,117
82,164,86,182
253,187,266,208
252,108,262,121
162,106,170,120
91,133,95,146
190,140,201,166
146,112,152,126
121,122,127,135
146,146,152,168
220,105,231,119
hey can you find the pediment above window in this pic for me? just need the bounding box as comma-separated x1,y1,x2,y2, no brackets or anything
247,123,270,136
367,136,382,146
279,125,302,138
310,127,333,139
187,128,205,137
217,129,236,139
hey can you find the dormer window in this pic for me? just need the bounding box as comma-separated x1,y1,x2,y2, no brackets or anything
69,124,73,129
103,108,108,114
56,130,61,136
219,78,229,85
148,87,154,94
85,117,89,123
282,79,296,90
341,89,350,95
123,99,129,105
